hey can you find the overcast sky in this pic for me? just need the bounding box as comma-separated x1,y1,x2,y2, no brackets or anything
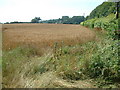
0,0,106,23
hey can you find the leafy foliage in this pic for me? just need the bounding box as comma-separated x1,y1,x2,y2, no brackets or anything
86,2,119,20
80,3,120,87
81,13,120,40
31,17,41,23
61,16,85,24
40,16,85,24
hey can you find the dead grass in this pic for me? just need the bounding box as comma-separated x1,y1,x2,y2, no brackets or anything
3,23,96,50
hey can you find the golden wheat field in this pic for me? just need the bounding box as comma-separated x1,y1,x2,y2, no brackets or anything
2,23,96,50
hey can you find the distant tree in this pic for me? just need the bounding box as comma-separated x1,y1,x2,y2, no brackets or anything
85,16,89,20
39,16,85,24
61,16,69,24
10,21,19,24
31,17,41,23
5,22,9,24
62,16,69,20
71,16,85,24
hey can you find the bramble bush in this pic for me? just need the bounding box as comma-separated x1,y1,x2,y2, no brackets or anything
80,13,120,87
88,39,120,80
81,14,118,32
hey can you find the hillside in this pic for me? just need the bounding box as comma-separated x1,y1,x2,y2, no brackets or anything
86,2,120,20
81,1,120,32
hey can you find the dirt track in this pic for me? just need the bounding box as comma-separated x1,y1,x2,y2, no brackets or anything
3,24,96,50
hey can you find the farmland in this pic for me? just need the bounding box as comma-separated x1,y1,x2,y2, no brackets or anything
2,23,120,88
2,23,99,88
2,24,96,50
1,0,120,88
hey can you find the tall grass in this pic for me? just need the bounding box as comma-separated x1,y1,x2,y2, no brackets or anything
43,35,120,88
2,45,53,88
3,30,120,88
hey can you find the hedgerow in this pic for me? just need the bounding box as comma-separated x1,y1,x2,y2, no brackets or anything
81,14,118,31
80,13,120,87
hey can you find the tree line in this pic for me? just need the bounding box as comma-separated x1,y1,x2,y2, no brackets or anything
5,16,85,24
38,16,85,24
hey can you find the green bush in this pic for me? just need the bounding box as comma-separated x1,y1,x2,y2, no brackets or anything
80,14,120,85
81,13,119,40
88,39,120,80
81,14,118,31
81,18,96,28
